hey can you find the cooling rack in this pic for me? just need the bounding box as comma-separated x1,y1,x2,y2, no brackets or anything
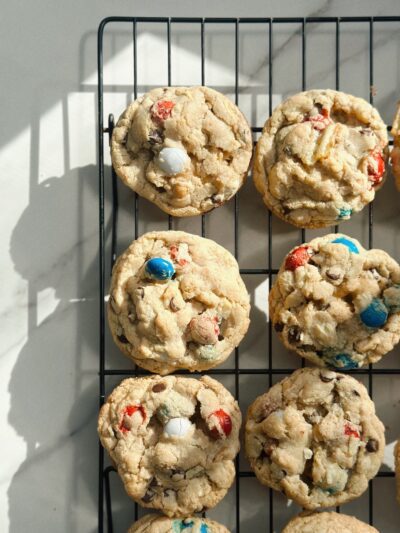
97,16,400,532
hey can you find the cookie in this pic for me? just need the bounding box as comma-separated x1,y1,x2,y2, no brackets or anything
108,230,250,374
111,86,252,216
390,103,400,190
395,439,400,505
245,367,385,509
253,89,388,228
128,515,229,533
282,512,378,533
98,375,241,517
269,233,400,369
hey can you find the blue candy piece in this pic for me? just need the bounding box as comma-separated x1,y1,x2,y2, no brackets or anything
360,298,388,328
200,525,209,533
328,353,359,370
172,520,195,532
331,237,359,254
338,207,352,219
145,257,175,281
323,487,338,495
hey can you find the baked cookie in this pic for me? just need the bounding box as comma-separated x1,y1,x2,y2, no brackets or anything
245,367,385,509
254,89,388,228
269,233,400,369
282,512,378,533
108,230,250,374
111,86,252,216
395,439,400,505
128,515,229,533
98,375,241,516
390,103,400,190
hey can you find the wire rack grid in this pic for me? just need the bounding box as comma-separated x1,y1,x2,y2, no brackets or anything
97,15,400,533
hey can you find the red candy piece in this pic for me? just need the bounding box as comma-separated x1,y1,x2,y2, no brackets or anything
367,149,385,186
169,244,188,267
209,409,232,439
212,316,220,336
119,404,146,433
304,108,333,131
285,246,312,271
151,100,175,122
344,422,360,439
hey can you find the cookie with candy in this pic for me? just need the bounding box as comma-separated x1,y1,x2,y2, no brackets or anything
270,233,400,368
98,375,241,517
110,86,252,216
108,230,250,374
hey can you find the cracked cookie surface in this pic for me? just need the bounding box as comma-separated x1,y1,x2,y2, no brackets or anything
98,375,241,517
245,368,384,509
128,514,229,532
111,86,252,216
254,90,388,228
269,233,400,369
282,512,379,533
108,230,250,374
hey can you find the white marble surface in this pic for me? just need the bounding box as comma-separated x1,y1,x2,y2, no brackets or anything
2,1,400,531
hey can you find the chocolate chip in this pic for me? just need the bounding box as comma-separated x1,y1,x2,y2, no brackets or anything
152,383,166,393
155,185,167,193
274,322,284,332
366,439,379,452
300,344,315,352
288,326,301,344
352,389,360,397
218,334,224,341
149,477,160,487
117,334,129,344
170,468,185,481
142,490,155,503
326,270,341,280
316,350,323,357
263,438,278,457
149,129,164,144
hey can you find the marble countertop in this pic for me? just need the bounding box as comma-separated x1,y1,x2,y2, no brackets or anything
2,1,400,531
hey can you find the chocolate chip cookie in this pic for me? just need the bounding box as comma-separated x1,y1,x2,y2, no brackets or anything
111,86,252,216
128,515,229,533
108,230,250,374
282,512,379,533
269,233,400,369
245,368,385,509
254,90,388,228
390,103,400,190
98,375,241,517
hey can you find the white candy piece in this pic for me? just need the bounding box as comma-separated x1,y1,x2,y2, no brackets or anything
156,147,190,175
164,417,192,437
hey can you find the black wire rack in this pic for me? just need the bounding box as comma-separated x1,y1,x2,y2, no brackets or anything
97,16,400,533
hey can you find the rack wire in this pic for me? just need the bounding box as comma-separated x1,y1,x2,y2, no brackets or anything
98,16,400,533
